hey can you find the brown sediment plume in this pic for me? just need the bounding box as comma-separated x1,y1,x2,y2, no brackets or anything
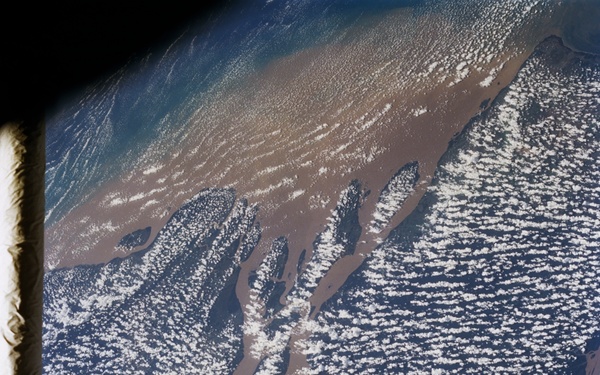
44,3,564,373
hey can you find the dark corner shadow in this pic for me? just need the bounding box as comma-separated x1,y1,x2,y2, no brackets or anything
0,0,244,126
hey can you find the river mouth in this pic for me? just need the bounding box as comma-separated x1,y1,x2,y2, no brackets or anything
43,1,587,374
